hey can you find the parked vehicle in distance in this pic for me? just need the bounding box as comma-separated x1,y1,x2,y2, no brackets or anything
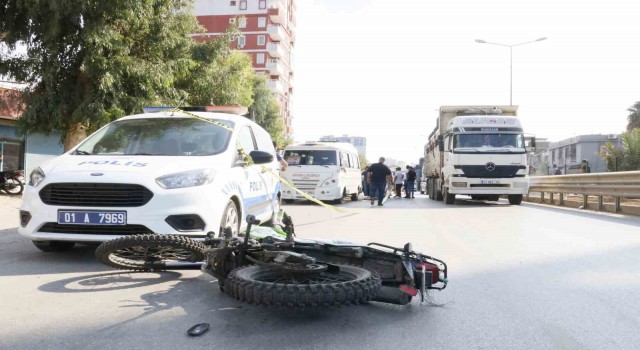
281,141,361,204
422,106,534,205
0,169,24,195
19,106,281,252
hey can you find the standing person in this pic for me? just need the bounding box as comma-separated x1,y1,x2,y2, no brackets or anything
367,157,392,206
405,165,417,198
272,141,288,171
393,167,404,198
361,165,370,199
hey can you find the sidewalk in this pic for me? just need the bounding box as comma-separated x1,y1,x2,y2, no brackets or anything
0,195,21,230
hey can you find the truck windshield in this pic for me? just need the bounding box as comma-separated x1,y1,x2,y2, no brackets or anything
74,118,233,156
284,150,338,166
454,133,525,150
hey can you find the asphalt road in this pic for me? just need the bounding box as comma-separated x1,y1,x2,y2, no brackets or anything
2,194,640,350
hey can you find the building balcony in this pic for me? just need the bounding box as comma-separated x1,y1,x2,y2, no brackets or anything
267,24,286,41
267,42,286,58
266,59,285,76
267,79,286,94
267,0,283,23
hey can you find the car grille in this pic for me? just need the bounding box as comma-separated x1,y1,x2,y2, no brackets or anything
39,183,153,207
291,180,320,191
458,165,523,178
38,223,154,235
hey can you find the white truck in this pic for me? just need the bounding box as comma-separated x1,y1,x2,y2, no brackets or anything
422,106,533,205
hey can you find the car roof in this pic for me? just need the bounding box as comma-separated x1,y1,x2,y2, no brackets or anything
116,111,253,128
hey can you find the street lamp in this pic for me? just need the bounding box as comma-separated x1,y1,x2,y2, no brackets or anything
475,37,547,105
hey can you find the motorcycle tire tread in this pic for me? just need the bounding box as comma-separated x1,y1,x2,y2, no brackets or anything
223,264,382,309
95,234,206,272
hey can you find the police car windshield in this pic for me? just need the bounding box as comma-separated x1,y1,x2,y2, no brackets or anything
74,118,234,156
284,150,337,166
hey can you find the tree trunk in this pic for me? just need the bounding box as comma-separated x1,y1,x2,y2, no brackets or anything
63,123,88,151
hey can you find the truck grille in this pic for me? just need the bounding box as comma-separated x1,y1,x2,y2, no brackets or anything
39,183,153,207
458,165,523,178
38,223,153,235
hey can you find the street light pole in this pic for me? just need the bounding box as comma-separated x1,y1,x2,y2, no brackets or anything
475,37,547,105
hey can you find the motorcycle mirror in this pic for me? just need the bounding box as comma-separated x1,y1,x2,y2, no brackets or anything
403,242,413,253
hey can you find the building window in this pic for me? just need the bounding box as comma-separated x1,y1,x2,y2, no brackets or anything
237,36,246,48
258,17,266,28
239,0,247,10
230,1,236,5
257,35,266,46
238,17,247,28
256,53,265,64
259,0,266,9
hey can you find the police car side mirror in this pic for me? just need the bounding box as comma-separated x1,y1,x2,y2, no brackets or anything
249,150,274,165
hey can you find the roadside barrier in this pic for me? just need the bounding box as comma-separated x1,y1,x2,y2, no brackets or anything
527,171,640,213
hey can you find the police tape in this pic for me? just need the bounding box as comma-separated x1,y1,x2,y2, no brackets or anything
166,107,359,214
258,165,357,213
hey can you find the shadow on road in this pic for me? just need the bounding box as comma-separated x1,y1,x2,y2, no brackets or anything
38,271,183,294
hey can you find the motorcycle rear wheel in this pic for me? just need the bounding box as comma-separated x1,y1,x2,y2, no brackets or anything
96,234,206,271
223,264,381,309
3,179,24,195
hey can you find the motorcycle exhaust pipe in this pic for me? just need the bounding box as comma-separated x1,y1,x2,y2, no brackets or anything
372,286,413,305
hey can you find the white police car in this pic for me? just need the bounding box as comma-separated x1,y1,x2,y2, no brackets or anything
19,107,281,252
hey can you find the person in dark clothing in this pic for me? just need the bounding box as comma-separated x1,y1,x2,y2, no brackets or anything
405,166,417,198
361,165,370,198
367,157,392,206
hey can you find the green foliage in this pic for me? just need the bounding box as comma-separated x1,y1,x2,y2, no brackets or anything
248,74,286,145
359,154,369,169
627,101,640,132
600,129,640,171
0,0,201,144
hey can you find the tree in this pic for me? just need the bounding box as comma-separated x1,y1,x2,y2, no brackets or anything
627,100,640,132
359,154,369,169
247,74,287,146
600,129,640,171
0,0,200,150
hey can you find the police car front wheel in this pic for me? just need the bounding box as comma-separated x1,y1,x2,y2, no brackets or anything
220,200,240,237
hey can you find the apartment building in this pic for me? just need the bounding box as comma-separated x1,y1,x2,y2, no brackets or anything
193,0,296,135
319,135,367,156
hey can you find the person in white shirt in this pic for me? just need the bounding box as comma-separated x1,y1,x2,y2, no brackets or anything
393,167,405,198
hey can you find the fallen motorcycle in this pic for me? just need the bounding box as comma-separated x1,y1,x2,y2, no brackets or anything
0,170,24,195
95,213,447,308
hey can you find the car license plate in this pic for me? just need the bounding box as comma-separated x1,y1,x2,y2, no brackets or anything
57,210,127,225
480,180,500,185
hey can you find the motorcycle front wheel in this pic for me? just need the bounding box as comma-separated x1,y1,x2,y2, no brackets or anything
223,264,381,309
95,234,206,271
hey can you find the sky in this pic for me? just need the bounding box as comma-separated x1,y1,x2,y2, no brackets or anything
291,0,640,164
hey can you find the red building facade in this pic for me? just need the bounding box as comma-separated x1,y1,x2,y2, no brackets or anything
194,0,296,135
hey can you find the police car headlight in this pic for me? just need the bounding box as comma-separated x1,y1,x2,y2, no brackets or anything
156,169,216,189
28,167,46,187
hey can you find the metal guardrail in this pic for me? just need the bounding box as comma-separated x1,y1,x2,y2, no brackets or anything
527,171,640,212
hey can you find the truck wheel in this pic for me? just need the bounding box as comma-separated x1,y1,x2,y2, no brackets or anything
223,264,382,308
350,192,359,201
435,186,444,201
32,240,75,252
508,194,523,205
444,187,455,205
